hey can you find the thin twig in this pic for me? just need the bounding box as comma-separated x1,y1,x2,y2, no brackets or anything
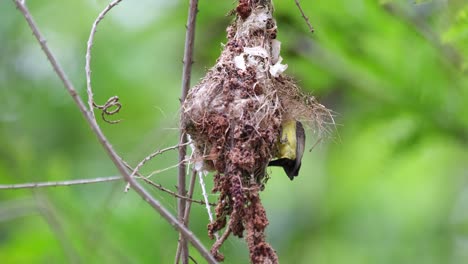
0,176,122,190
177,0,200,263
0,175,215,207
175,169,198,263
86,0,123,119
146,158,190,178
121,160,214,206
12,1,216,263
188,255,198,264
125,143,189,192
184,170,199,223
142,177,215,207
177,132,189,264
294,0,315,33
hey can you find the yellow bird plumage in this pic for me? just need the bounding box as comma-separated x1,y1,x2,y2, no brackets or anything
268,120,306,180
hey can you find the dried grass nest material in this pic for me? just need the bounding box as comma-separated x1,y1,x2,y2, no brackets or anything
181,1,332,263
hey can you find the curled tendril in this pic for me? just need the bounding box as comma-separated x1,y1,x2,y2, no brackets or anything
93,96,122,124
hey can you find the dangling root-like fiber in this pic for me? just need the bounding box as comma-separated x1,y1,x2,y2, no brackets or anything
182,0,332,263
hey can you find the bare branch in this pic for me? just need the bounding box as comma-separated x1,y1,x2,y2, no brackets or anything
142,176,215,207
146,161,186,179
175,169,198,263
0,176,121,190
125,143,189,192
294,0,315,33
184,170,199,223
12,1,216,262
134,143,190,178
177,0,200,263
121,160,214,206
0,174,214,206
86,0,123,119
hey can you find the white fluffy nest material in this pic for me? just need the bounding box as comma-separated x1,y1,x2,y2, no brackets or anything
184,7,284,118
182,4,331,173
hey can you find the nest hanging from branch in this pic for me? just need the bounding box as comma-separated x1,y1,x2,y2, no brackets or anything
182,0,332,263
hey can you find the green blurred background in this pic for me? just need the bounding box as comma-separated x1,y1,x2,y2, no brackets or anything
1,0,468,263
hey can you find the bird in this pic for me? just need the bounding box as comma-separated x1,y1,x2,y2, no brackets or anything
268,120,306,180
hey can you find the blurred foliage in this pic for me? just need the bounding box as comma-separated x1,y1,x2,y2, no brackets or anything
0,0,467,263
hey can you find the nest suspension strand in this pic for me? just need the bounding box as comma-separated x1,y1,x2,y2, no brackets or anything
182,0,331,263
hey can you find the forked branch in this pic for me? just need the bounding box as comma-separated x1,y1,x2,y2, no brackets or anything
12,1,216,263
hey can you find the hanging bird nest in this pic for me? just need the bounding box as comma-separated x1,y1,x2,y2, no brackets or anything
181,0,332,263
